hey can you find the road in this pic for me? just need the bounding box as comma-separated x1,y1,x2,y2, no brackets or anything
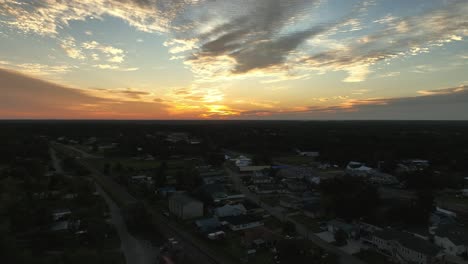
51,144,158,264
225,166,366,264
97,184,159,264
49,147,64,174
55,144,234,264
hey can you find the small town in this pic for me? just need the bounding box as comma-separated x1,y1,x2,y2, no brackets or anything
2,122,467,264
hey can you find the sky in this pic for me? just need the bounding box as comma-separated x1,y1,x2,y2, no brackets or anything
0,0,467,120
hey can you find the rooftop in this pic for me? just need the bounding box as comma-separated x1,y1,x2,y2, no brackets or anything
374,229,441,256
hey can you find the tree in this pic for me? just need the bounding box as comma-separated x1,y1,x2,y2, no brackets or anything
334,229,348,246
282,221,296,236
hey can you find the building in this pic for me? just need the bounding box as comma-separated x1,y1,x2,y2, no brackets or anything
214,204,247,218
168,193,203,220
327,219,358,239
279,196,303,209
462,189,468,198
195,218,221,234
231,155,252,167
52,209,71,221
434,224,468,256
372,229,442,264
302,202,323,219
346,161,374,177
220,215,264,231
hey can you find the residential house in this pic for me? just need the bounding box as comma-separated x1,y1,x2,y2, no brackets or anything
279,196,303,209
168,193,203,220
243,200,264,214
156,186,176,198
252,175,274,184
396,159,430,174
327,219,359,239
214,204,247,218
346,161,374,177
52,209,71,221
302,201,323,219
283,179,308,192
221,215,264,231
434,224,468,256
195,218,222,234
436,207,458,218
196,184,228,203
372,229,443,264
254,184,285,195
462,189,468,198
231,155,252,167
238,166,271,175
242,226,280,249
277,167,314,180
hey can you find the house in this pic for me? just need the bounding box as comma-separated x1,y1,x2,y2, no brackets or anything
372,229,443,264
436,207,457,218
195,218,222,234
130,175,153,186
462,189,468,198
252,176,274,184
297,150,319,157
305,175,321,185
327,219,358,239
196,184,228,203
277,167,313,180
52,209,71,221
279,196,303,209
368,172,399,185
221,215,264,231
346,161,374,177
302,201,323,219
214,204,247,218
238,166,271,174
254,184,284,194
156,186,176,198
242,226,279,248
231,155,252,167
168,193,203,220
243,199,264,214
283,179,308,192
396,159,430,174
434,224,468,256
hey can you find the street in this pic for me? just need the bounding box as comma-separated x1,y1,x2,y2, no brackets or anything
225,166,366,264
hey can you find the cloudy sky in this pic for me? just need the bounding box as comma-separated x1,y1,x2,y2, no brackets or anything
0,0,467,119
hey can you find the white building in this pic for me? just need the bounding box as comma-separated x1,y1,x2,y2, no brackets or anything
372,229,442,264
221,215,263,231
232,155,252,167
434,224,468,256
214,204,247,218
346,161,374,177
168,193,203,220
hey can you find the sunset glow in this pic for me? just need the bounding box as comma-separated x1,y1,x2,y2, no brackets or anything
0,0,467,119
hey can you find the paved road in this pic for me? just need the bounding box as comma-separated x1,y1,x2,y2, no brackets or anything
225,166,366,264
55,144,234,264
97,184,159,264
49,147,64,174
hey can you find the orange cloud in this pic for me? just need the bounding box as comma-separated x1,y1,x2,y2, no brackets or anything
0,68,169,119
